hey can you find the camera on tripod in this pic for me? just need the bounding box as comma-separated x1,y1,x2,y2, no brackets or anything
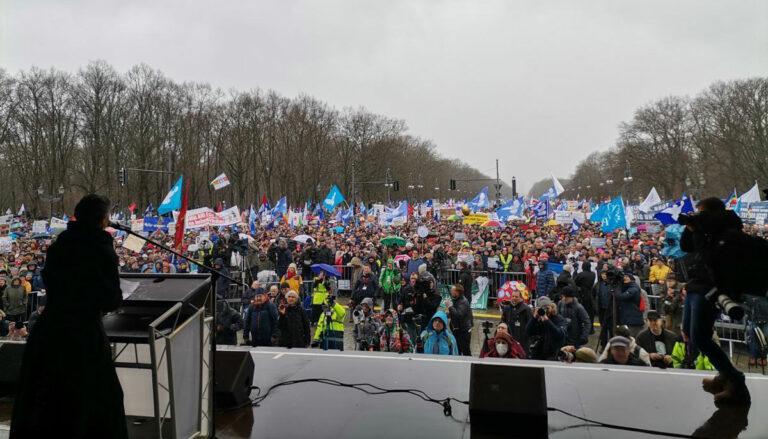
481,320,494,337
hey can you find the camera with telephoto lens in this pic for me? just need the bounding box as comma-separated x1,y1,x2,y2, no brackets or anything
676,213,700,227
536,307,547,317
716,294,745,321
352,306,365,325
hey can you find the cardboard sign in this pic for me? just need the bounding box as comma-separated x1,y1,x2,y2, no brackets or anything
50,217,67,230
589,237,607,248
32,220,48,234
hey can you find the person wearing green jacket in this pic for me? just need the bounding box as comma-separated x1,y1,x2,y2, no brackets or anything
671,341,714,370
379,258,400,310
312,296,346,350
2,277,27,324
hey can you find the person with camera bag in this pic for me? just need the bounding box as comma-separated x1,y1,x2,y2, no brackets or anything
678,197,767,405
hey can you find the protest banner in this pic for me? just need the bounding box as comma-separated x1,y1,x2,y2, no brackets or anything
32,220,48,234
589,237,607,248
50,217,67,230
0,236,12,253
554,211,585,225
462,213,489,225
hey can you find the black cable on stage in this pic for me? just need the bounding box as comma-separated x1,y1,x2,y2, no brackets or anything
232,377,702,438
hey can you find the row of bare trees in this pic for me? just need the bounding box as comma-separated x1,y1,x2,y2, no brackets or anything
0,61,501,217
532,78,767,203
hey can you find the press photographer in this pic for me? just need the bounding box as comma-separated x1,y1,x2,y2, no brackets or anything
679,197,768,405
525,296,568,361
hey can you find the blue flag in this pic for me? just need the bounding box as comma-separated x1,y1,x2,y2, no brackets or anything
532,199,550,219
653,196,694,225
571,218,581,235
590,202,607,222
158,176,183,215
496,196,525,221
323,185,345,211
601,196,627,232
144,203,154,217
467,186,490,211
272,196,287,216
249,205,257,234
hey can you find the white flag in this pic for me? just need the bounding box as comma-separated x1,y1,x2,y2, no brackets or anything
210,173,231,190
638,187,662,213
17,204,25,216
551,175,565,197
739,182,761,204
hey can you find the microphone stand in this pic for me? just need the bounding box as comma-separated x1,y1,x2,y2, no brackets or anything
111,222,249,438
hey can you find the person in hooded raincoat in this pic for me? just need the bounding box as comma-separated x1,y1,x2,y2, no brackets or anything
420,311,459,356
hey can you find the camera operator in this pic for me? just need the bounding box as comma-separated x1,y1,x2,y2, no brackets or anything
310,271,333,322
525,297,568,361
446,284,473,356
349,265,379,322
312,294,346,350
500,290,533,355
679,197,750,404
352,297,381,351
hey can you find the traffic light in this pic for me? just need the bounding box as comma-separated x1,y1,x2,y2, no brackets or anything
393,181,400,192
118,167,126,186
449,179,456,191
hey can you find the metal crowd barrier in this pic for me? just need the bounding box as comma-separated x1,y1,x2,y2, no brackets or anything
438,269,528,302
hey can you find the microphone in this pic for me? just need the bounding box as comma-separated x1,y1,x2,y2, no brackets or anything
109,221,129,231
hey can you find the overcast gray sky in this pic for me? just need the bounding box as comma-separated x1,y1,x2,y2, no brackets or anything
2,0,766,192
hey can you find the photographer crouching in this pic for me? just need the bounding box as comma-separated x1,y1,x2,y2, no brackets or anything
679,197,767,405
525,296,568,360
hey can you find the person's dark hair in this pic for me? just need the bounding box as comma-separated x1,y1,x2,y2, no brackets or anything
696,197,725,212
452,283,464,294
74,194,111,229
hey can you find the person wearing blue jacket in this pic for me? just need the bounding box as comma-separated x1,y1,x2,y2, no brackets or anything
536,261,556,299
420,311,459,356
243,291,279,347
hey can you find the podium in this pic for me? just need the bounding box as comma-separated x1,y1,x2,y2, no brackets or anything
104,274,214,439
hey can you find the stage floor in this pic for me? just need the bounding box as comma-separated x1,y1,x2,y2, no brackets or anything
215,347,767,439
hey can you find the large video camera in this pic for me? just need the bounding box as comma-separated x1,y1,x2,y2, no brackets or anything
603,266,624,286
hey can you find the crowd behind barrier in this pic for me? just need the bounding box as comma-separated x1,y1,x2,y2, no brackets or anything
1,209,767,371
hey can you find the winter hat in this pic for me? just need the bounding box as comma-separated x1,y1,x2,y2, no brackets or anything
536,296,553,308
288,263,297,271
562,286,579,298
609,336,631,349
418,264,428,275
574,347,598,363
361,297,374,308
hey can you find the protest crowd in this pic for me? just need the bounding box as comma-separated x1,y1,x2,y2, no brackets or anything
3,180,768,383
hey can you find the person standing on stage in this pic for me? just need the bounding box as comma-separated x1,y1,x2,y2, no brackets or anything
11,194,128,439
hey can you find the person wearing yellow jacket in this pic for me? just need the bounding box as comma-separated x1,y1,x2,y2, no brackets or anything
312,296,346,350
310,272,331,322
671,340,714,370
648,258,672,284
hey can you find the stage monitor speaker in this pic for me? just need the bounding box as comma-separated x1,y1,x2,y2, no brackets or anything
0,342,25,397
214,351,255,409
469,363,547,438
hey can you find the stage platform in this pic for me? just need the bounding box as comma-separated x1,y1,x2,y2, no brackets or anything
215,347,767,439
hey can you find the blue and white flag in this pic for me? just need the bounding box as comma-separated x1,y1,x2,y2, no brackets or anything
383,201,408,225
248,205,257,234
496,196,525,221
590,202,607,222
601,196,627,232
467,186,490,211
158,176,183,215
144,203,154,217
571,218,581,235
341,207,354,224
323,185,345,211
653,196,694,225
272,196,287,216
532,199,550,219
358,201,367,216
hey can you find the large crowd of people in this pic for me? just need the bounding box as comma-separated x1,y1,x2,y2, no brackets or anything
2,207,768,376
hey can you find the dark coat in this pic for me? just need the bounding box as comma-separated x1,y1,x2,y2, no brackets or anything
278,304,311,348
352,276,379,303
574,269,596,313
11,221,128,439
501,302,533,350
616,282,644,327
244,301,279,346
536,267,556,298
458,269,473,301
557,299,591,346
525,313,568,360
216,302,244,346
448,295,473,331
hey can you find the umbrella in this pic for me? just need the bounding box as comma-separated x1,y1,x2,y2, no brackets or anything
447,214,462,221
292,234,314,244
481,220,502,228
380,235,406,247
393,254,411,265
310,263,342,278
497,280,530,303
